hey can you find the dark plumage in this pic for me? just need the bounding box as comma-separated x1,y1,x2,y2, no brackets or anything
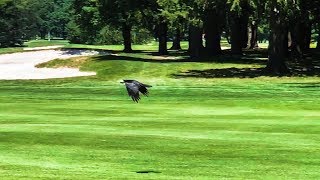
120,80,152,102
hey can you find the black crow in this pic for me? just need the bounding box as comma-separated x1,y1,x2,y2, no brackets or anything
120,80,152,102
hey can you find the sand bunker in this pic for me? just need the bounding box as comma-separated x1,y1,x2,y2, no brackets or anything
0,49,106,80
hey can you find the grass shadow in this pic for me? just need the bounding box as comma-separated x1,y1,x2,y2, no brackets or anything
172,62,320,79
282,82,320,88
91,49,268,65
61,47,320,78
173,68,266,78
172,49,320,78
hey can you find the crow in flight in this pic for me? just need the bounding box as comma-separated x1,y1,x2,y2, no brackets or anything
121,80,152,102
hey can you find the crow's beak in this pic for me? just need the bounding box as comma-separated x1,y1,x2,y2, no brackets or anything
120,81,124,84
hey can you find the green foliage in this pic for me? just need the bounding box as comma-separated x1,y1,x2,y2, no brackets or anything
0,0,41,47
96,25,122,45
132,27,154,44
157,0,189,22
228,0,241,12
257,22,269,42
49,0,72,38
0,0,72,47
70,0,102,44
66,20,82,44
24,0,72,39
67,22,153,45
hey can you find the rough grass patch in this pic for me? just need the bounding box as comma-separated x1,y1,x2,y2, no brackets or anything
36,56,90,68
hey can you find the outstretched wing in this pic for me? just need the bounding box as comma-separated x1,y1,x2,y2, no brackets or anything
125,82,140,102
133,81,152,96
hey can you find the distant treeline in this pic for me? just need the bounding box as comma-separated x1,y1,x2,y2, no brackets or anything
1,0,320,74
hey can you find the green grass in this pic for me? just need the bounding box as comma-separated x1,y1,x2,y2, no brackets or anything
64,40,233,51
64,41,191,51
0,38,270,55
0,47,25,54
1,77,320,179
0,40,69,54
1,48,320,179
0,40,190,54
24,40,69,47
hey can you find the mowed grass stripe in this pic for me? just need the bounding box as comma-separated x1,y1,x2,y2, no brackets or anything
1,40,320,178
1,72,320,178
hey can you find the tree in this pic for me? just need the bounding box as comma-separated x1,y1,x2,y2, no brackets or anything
265,0,289,74
308,0,320,50
98,0,144,52
203,0,226,55
317,25,320,50
71,0,101,44
287,0,312,59
247,0,268,49
50,0,72,39
157,0,189,51
227,0,251,55
7,0,73,41
186,0,204,58
0,0,35,47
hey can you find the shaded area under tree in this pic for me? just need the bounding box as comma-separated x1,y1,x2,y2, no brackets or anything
172,49,320,78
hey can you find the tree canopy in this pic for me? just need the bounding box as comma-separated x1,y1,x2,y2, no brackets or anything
1,0,320,74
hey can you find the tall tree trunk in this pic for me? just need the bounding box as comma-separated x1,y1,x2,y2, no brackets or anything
230,14,242,55
249,21,259,49
122,23,132,53
290,21,310,59
300,1,311,52
40,30,46,39
229,0,249,55
266,1,289,74
283,28,289,58
170,27,181,50
188,24,203,58
317,26,320,49
289,1,311,58
62,24,67,40
158,21,168,55
240,12,249,48
204,9,222,56
304,22,311,52
289,23,301,58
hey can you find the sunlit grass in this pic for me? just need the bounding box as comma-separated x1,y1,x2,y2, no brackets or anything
0,47,24,54
0,76,320,179
64,41,191,51
1,44,320,178
24,39,69,47
0,40,69,54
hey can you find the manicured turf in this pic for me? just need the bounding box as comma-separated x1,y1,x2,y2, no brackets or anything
0,40,189,54
24,40,69,47
64,41,192,51
0,40,69,54
1,47,320,179
0,47,25,54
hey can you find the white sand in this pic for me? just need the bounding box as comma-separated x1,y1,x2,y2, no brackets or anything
0,49,105,80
